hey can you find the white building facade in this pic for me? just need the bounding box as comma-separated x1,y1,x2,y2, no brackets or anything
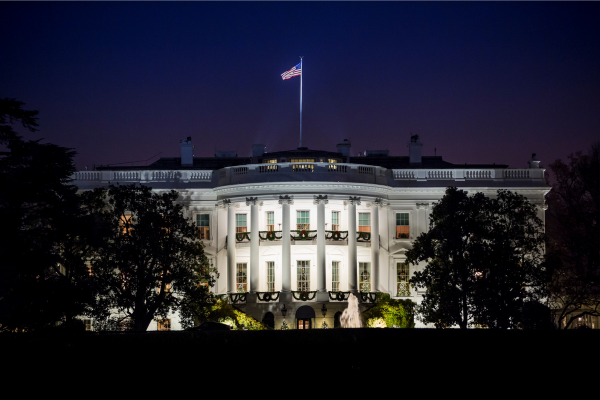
74,137,549,329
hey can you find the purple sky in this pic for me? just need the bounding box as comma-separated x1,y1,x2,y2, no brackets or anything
1,2,598,172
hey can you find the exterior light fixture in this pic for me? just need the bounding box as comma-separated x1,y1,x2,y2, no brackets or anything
321,303,327,317
281,304,287,318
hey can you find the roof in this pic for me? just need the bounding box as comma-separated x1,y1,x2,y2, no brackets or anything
95,147,508,170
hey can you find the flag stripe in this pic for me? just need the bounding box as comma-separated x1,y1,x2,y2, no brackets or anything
281,62,302,80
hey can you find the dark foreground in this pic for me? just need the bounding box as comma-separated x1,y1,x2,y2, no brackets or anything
2,328,592,366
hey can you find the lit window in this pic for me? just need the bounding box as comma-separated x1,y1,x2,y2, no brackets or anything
157,319,171,331
297,261,310,291
197,214,210,239
358,213,371,232
396,213,409,239
236,214,247,233
266,211,275,231
397,263,410,296
331,211,340,231
291,159,314,172
297,211,310,230
236,263,247,292
359,262,371,292
86,264,93,276
84,319,92,331
263,159,277,164
328,159,338,164
267,261,275,292
332,261,340,292
120,214,133,235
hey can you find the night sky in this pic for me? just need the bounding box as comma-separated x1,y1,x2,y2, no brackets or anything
1,2,599,173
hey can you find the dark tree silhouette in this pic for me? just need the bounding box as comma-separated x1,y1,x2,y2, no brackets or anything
89,184,214,332
547,143,600,329
407,187,547,329
0,98,94,332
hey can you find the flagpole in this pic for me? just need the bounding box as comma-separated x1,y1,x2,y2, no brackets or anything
299,56,303,148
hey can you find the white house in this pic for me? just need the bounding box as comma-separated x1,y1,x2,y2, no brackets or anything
73,136,549,330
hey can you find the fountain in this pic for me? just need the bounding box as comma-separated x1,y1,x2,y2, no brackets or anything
340,293,362,328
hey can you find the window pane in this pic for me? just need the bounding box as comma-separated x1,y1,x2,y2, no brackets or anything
267,211,274,225
397,263,410,296
197,214,210,227
236,214,246,227
236,214,247,233
359,262,371,292
332,261,340,292
236,263,247,292
297,260,310,291
396,213,409,238
332,211,339,226
396,213,409,226
267,262,275,292
359,213,370,226
297,211,310,230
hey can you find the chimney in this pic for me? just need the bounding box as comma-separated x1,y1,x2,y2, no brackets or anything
528,153,540,169
336,139,351,157
252,144,265,158
409,134,423,165
180,136,193,166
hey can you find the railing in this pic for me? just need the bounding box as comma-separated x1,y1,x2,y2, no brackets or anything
325,230,349,241
427,170,453,179
328,291,351,301
258,231,283,241
290,230,317,240
291,291,317,301
503,169,530,179
235,232,250,242
292,164,314,172
256,291,280,302
73,171,101,181
72,170,213,185
259,165,278,173
357,232,371,242
229,292,247,304
328,164,347,172
225,233,251,243
393,168,544,181
218,162,387,187
359,292,377,303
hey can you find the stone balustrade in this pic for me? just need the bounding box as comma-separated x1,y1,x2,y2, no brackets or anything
392,167,544,181
71,164,544,188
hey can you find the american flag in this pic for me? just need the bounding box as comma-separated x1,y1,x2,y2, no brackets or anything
281,62,302,80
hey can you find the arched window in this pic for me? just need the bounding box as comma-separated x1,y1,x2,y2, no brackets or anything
334,311,342,328
262,312,275,330
296,305,315,329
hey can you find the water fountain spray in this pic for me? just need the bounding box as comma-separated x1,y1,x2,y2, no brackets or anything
340,293,362,328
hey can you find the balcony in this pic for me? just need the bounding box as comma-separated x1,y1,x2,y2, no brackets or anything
218,162,388,187
72,164,544,191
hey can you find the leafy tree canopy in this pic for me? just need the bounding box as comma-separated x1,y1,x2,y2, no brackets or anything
547,143,600,329
406,187,547,329
89,184,214,332
362,293,416,328
0,98,91,332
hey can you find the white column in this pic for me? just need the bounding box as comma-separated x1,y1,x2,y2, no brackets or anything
371,199,380,293
248,197,259,302
226,200,236,294
279,195,293,302
315,195,328,301
347,196,360,293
